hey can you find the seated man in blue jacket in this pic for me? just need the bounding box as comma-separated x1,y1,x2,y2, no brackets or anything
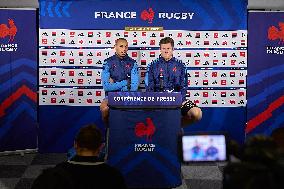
145,37,202,126
32,124,127,189
100,38,139,122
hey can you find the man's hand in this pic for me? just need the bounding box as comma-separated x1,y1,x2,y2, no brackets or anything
109,78,114,83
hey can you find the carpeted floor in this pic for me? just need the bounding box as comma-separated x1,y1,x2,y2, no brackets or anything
0,153,226,189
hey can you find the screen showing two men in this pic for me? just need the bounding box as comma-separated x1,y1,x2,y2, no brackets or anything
182,135,226,162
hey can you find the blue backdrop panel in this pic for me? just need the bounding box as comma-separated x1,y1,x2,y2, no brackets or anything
0,9,37,151
38,106,104,153
185,107,246,144
39,0,247,153
39,0,247,30
108,108,181,188
247,12,284,136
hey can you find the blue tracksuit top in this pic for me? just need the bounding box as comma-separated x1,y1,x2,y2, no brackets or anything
145,56,188,101
102,54,139,92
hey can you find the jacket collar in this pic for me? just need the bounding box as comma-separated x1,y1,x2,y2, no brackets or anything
159,55,174,63
115,53,129,61
70,155,102,163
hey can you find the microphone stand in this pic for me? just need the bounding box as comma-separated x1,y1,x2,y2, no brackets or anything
127,74,131,91
159,73,164,92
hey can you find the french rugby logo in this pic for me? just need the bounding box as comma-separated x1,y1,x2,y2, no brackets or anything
0,19,17,42
140,8,155,24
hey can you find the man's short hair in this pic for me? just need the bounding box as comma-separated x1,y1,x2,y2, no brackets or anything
159,37,174,47
75,124,102,150
115,38,127,44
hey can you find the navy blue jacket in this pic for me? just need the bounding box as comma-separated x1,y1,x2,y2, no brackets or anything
31,156,127,189
145,56,187,101
102,54,139,92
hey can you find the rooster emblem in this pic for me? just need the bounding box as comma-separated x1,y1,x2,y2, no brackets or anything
135,118,156,142
140,8,155,24
0,19,17,42
268,22,284,44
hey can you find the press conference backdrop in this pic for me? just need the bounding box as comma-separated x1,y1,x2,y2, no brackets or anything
246,11,284,137
0,9,37,152
38,0,247,152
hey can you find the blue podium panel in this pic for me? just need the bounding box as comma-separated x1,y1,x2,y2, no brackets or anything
108,108,181,188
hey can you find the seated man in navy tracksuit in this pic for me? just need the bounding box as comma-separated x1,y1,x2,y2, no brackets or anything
32,124,127,189
100,38,139,122
145,37,202,126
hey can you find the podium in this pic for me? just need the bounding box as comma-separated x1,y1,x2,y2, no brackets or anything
107,92,182,188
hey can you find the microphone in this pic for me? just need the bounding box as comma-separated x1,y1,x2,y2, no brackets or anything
127,74,131,91
174,84,180,92
159,73,164,91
